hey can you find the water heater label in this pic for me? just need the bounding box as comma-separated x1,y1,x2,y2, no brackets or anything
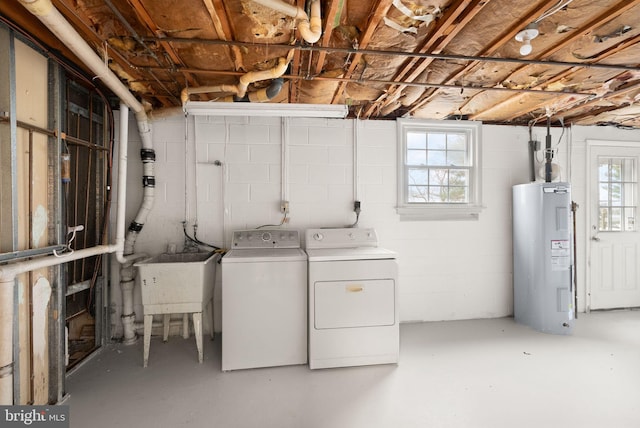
551,240,570,270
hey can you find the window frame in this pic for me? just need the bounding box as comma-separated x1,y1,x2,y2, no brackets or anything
396,119,483,220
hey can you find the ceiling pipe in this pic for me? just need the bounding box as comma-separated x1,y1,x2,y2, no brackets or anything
181,85,239,105
180,51,292,107
252,0,322,44
237,56,290,98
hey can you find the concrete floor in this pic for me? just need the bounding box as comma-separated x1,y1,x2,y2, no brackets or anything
66,310,640,428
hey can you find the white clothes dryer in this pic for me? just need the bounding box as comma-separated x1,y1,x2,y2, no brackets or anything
305,228,398,369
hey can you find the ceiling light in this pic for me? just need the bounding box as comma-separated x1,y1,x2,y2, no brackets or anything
183,102,349,118
515,22,539,56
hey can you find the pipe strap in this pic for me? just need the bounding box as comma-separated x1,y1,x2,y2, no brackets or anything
140,148,156,162
128,222,144,232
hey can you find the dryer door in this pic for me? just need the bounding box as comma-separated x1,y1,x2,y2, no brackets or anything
314,279,395,329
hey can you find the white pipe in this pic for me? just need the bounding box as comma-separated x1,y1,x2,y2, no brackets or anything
17,0,155,264
181,84,239,105
0,242,123,406
18,0,144,116
237,57,289,98
0,278,13,405
0,0,157,403
252,0,322,44
353,118,359,201
180,52,292,107
0,246,119,283
281,117,290,204
115,104,129,263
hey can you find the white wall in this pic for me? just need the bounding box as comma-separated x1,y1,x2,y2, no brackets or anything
110,111,640,336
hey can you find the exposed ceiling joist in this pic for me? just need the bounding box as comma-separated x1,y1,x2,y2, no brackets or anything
4,0,639,127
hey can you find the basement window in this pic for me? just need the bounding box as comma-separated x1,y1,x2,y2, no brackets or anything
397,119,483,220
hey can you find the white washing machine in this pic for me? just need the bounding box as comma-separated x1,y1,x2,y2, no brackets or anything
221,229,307,371
305,228,398,369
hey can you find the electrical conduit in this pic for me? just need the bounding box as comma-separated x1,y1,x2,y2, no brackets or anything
0,0,157,403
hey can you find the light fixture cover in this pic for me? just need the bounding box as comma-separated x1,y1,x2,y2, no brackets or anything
520,41,533,56
183,101,349,118
515,22,539,56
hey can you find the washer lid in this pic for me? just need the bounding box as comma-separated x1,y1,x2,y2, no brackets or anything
222,248,307,263
306,246,396,262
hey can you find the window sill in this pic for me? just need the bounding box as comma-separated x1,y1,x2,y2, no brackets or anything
396,204,483,221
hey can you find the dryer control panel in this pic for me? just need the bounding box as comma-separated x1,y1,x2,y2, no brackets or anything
231,229,301,249
305,228,378,249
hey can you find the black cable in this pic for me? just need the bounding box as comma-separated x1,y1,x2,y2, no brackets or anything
182,222,220,250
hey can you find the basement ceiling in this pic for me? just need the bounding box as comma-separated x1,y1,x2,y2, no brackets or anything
2,0,640,127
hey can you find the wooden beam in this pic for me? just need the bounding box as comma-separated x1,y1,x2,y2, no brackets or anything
125,0,200,91
408,0,563,115
554,79,640,123
363,0,490,118
330,0,395,104
473,31,640,121
288,0,307,103
450,0,640,119
202,0,244,71
52,0,144,81
313,0,343,76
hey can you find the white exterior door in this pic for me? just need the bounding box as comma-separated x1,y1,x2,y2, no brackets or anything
588,142,640,310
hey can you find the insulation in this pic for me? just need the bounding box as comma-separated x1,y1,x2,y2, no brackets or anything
4,0,640,126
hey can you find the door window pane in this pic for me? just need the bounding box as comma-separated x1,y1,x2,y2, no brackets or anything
598,157,637,231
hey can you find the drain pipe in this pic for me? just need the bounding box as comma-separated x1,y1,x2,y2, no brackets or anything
180,84,239,105
3,0,156,403
19,0,155,343
237,56,289,98
180,53,290,105
0,104,139,404
0,245,119,404
252,0,322,43
234,78,284,102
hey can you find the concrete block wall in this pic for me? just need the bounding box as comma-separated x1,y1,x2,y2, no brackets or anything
110,111,640,336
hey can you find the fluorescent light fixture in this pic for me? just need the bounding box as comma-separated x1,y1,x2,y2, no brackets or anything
183,101,349,118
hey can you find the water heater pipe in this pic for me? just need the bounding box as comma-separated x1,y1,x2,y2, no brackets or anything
545,116,552,182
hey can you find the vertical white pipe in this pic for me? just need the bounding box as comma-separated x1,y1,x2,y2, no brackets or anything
116,105,136,344
353,118,359,201
116,104,129,260
0,278,13,404
282,117,290,203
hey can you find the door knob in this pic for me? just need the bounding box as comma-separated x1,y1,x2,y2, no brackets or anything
591,236,600,241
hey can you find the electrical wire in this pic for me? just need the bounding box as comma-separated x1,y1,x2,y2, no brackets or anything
255,212,288,229
182,221,221,250
347,211,360,228
535,0,574,23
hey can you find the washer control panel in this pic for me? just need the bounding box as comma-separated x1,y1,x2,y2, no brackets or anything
231,229,300,249
305,228,378,249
